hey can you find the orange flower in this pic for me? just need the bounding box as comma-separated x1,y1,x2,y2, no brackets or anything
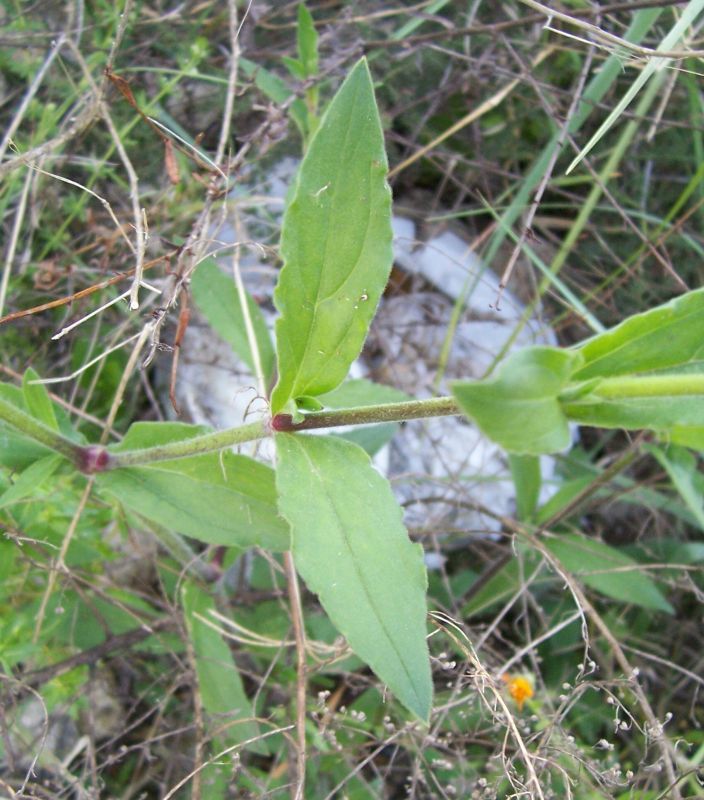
502,674,534,711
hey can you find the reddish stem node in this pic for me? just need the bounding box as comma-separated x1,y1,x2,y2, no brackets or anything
270,414,295,432
77,446,111,474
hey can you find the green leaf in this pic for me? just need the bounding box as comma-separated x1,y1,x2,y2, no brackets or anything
669,425,704,450
545,533,673,614
563,395,704,431
270,58,393,413
508,454,541,521
100,422,289,551
240,57,292,104
646,444,704,530
296,3,318,78
97,466,287,550
181,581,263,752
572,287,704,380
282,56,306,81
535,475,594,525
317,378,410,409
0,383,54,470
275,434,432,720
451,347,580,455
23,368,58,430
191,257,275,382
0,454,62,509
238,56,312,142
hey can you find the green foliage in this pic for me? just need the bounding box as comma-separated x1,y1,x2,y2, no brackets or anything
182,581,263,750
544,532,674,613
100,422,289,550
22,368,59,430
0,454,62,509
191,257,275,382
271,58,393,416
647,444,704,530
508,454,541,521
452,347,580,455
3,19,704,795
275,433,432,721
572,287,704,379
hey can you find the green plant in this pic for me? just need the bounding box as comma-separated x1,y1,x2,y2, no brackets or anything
2,56,704,727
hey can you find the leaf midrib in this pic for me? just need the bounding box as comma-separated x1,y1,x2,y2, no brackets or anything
294,438,426,710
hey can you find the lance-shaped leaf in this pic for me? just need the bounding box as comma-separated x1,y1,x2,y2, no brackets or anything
545,533,673,614
275,433,432,720
98,422,289,551
0,382,58,470
182,581,264,753
562,394,704,432
23,368,59,431
0,454,63,509
646,444,704,531
572,287,704,380
191,258,275,383
451,347,581,455
270,58,393,414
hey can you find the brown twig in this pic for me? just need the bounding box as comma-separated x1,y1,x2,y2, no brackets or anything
0,250,175,326
12,618,174,697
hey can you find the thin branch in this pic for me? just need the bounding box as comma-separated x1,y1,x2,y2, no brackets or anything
0,250,175,326
33,477,95,643
0,168,32,318
283,551,308,800
519,0,704,59
0,34,67,164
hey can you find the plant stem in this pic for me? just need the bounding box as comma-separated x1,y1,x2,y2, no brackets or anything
594,374,704,399
0,395,82,462
106,396,462,469
107,419,268,468
273,396,461,431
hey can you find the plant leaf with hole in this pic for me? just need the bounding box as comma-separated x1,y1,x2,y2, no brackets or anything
270,58,393,414
275,433,432,720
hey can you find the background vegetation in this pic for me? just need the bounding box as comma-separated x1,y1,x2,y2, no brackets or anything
1,1,703,798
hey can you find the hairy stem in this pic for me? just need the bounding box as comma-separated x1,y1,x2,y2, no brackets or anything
272,396,461,431
98,396,463,470
106,419,268,468
0,395,82,463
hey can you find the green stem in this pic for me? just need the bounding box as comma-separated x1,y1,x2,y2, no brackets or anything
106,396,462,469
107,420,268,469
275,396,461,431
594,374,704,399
0,395,82,462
